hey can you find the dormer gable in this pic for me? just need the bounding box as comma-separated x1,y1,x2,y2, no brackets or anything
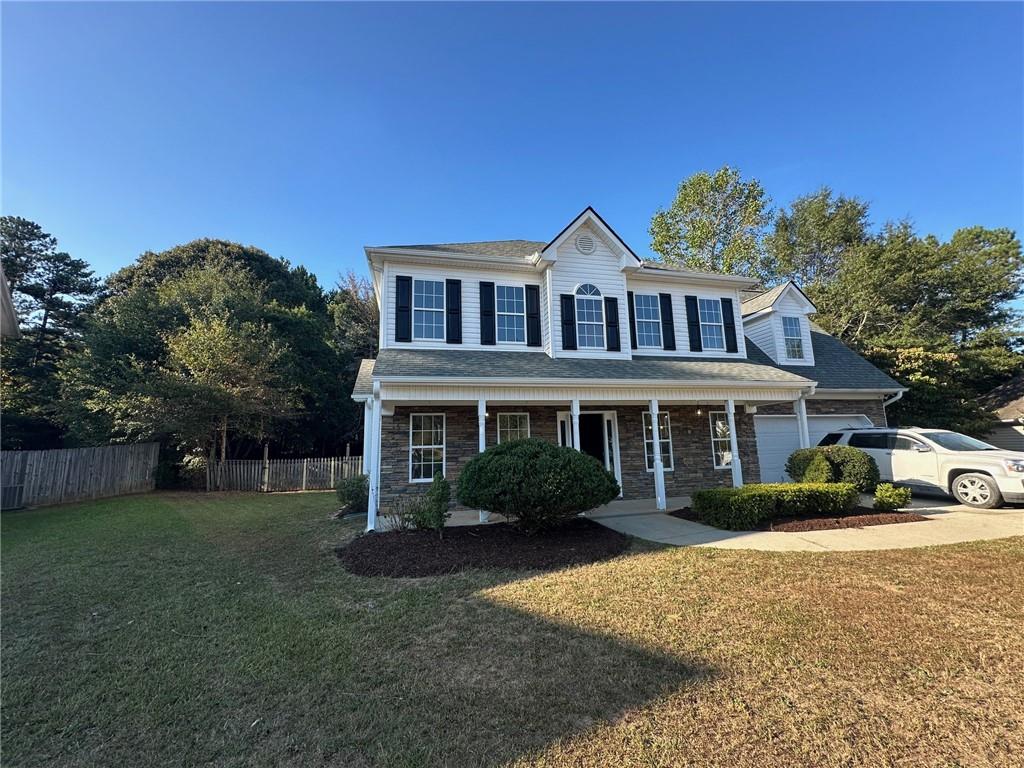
741,281,816,366
539,206,643,273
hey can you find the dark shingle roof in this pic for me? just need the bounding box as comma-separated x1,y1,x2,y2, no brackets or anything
352,348,811,396
979,375,1024,420
353,359,376,397
747,329,904,391
740,283,788,316
375,240,546,260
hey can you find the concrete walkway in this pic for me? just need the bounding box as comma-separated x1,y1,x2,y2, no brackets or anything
588,496,1024,552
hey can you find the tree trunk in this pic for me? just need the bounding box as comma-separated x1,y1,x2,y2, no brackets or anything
31,306,51,367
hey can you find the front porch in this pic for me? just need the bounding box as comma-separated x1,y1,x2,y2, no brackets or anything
361,383,819,530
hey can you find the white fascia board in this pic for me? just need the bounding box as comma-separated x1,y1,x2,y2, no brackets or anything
373,375,814,389
634,265,759,288
812,387,908,397
365,247,541,273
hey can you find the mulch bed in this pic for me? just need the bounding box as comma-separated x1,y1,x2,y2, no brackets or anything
337,518,631,577
669,506,930,532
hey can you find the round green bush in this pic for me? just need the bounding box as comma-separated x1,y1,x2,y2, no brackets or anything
784,445,879,492
457,438,620,532
336,474,368,514
802,452,835,484
873,482,912,512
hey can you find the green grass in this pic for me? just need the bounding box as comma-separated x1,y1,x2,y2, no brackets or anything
3,492,1023,767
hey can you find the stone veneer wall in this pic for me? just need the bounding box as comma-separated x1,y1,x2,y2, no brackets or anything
756,397,888,427
376,404,760,511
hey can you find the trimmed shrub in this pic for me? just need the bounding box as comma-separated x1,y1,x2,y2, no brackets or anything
873,483,912,512
802,453,835,484
784,445,880,492
692,482,859,531
421,472,452,534
336,474,369,514
457,438,620,532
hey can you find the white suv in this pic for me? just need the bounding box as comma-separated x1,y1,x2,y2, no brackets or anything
819,427,1024,509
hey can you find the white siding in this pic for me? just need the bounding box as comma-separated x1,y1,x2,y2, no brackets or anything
624,278,748,359
381,382,803,403
382,261,545,351
550,223,631,359
744,316,776,361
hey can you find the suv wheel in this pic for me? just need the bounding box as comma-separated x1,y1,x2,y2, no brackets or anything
951,473,1003,509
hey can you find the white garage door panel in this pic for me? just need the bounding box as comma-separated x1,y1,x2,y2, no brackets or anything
755,414,873,483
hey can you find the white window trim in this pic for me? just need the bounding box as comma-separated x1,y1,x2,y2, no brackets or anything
781,315,805,360
642,411,674,472
496,412,531,443
409,413,446,483
709,410,732,470
575,284,606,350
634,294,663,349
495,284,527,345
698,297,726,352
412,278,445,341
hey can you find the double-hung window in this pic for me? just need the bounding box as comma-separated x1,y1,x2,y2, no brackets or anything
642,412,673,471
782,316,804,360
709,411,732,469
413,279,445,340
634,294,662,348
497,413,530,443
698,298,726,351
409,413,445,481
496,285,526,343
575,284,605,349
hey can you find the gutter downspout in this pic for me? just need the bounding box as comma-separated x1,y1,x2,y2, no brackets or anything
882,390,903,427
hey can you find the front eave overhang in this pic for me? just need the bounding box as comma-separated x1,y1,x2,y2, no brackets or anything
365,246,541,273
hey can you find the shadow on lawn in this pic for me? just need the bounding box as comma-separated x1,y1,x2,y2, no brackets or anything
336,552,715,767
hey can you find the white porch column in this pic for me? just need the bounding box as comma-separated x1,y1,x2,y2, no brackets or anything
725,398,744,488
570,398,581,451
649,399,667,511
366,390,382,531
477,399,489,522
794,396,810,449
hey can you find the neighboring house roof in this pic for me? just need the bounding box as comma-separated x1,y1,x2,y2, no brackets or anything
0,261,20,339
979,375,1024,421
351,347,812,397
747,328,904,391
373,240,546,260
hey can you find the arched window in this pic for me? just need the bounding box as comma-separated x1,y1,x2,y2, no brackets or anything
575,284,605,349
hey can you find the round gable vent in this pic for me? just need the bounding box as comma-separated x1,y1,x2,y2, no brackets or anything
574,233,595,254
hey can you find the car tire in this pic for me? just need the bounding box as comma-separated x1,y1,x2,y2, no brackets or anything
951,473,1003,509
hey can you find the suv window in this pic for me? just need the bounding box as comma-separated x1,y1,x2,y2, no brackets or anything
848,432,895,450
818,433,842,446
894,436,926,451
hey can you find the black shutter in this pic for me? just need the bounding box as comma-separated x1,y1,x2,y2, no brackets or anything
604,297,620,352
560,294,577,350
721,297,738,353
479,282,496,345
445,279,462,344
395,275,412,342
659,293,676,351
627,291,638,350
684,295,702,352
525,285,541,347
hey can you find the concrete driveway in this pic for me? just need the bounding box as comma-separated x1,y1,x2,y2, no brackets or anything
588,495,1024,552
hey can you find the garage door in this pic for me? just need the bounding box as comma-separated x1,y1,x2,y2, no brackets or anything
754,414,873,483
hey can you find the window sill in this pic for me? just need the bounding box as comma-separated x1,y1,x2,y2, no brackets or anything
409,477,442,484
645,468,674,473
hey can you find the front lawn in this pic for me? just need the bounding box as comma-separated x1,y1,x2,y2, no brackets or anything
3,492,1022,767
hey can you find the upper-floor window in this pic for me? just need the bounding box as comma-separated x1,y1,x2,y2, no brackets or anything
782,316,804,359
413,279,445,340
575,284,605,349
634,294,662,348
496,285,526,343
698,298,726,351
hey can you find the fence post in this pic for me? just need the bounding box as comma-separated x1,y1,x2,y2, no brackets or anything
261,443,270,493
302,459,307,491
330,458,335,488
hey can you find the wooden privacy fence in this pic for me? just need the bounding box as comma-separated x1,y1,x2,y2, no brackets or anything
1,443,160,509
210,456,363,492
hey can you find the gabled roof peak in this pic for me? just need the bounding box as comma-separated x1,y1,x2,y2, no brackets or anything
741,280,816,316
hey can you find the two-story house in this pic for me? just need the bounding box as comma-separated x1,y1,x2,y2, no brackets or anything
351,207,904,530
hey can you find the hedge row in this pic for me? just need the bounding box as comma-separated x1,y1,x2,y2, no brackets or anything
692,482,859,531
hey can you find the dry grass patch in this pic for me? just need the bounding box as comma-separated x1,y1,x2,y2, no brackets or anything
3,492,1021,767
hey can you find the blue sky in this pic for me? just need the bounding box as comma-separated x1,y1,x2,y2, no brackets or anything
3,2,1022,289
